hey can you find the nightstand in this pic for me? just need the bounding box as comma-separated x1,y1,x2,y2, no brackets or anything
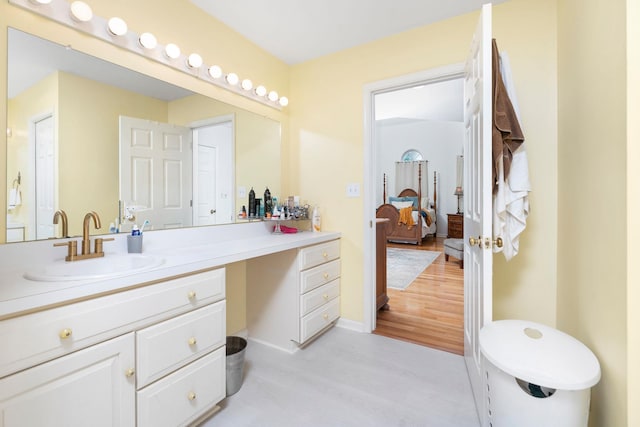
447,213,463,238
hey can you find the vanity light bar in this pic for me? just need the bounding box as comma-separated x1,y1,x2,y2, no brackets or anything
8,0,287,110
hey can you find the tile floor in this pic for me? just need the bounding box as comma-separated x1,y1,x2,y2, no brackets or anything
201,327,480,427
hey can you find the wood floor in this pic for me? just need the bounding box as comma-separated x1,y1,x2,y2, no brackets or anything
373,236,465,355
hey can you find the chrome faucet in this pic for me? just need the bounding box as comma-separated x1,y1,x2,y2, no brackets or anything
82,211,101,255
54,211,113,261
52,210,68,238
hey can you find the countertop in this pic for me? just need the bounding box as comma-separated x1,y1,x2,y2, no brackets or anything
0,221,340,320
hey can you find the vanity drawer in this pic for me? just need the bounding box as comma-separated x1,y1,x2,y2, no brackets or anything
0,268,225,379
136,301,226,388
300,296,340,343
300,259,341,294
298,239,340,270
137,346,225,427
300,279,340,317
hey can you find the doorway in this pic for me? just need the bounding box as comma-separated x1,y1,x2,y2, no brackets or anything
363,64,465,354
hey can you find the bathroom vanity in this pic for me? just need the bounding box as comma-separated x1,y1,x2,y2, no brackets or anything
0,222,340,426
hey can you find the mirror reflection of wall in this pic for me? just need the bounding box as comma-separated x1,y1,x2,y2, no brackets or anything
6,28,282,242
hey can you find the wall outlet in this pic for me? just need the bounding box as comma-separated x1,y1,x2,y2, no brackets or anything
346,183,360,198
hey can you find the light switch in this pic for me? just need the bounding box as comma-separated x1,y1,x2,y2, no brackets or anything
238,186,246,198
346,183,360,198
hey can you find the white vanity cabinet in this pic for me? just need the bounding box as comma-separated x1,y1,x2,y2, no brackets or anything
0,333,135,427
247,239,341,352
0,267,226,427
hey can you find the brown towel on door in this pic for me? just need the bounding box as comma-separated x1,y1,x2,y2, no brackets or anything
492,39,524,194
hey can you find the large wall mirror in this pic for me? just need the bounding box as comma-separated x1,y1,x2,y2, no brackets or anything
6,28,281,243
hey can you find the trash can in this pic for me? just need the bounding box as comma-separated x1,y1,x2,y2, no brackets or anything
480,320,601,427
225,336,247,396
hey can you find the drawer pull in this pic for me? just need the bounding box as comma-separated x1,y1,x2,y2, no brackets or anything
58,328,73,339
188,291,197,300
323,272,329,279
323,313,329,321
323,294,329,300
188,391,197,401
188,337,197,346
125,368,135,378
322,252,328,258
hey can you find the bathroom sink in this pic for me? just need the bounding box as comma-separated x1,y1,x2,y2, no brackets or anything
24,254,165,282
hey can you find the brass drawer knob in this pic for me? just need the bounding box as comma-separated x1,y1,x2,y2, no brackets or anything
59,328,73,339
188,337,197,346
323,294,329,300
323,313,329,321
125,368,135,378
322,252,328,258
323,272,329,279
188,391,197,401
188,291,197,300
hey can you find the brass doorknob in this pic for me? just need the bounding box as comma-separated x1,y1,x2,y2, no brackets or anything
494,237,503,248
469,236,479,247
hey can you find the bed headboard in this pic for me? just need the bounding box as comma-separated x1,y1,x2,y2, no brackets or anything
384,162,437,213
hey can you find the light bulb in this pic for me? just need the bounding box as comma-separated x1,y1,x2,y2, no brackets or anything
70,1,93,22
225,73,239,86
164,43,181,59
255,85,267,97
268,91,279,102
29,0,52,4
107,17,128,36
187,53,203,68
241,79,253,91
208,65,222,79
139,32,157,49
278,97,289,107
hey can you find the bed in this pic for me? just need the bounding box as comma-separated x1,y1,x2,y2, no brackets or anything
375,163,437,245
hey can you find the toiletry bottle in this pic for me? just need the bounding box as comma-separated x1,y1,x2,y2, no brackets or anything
312,206,321,232
109,222,116,233
131,224,140,236
248,187,256,217
241,205,247,218
264,187,272,217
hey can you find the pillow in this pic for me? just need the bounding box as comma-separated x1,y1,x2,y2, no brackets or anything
389,195,419,209
391,200,414,210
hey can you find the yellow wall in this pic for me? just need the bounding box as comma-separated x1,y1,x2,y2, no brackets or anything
628,1,640,425
289,0,558,324
557,0,627,425
6,72,58,238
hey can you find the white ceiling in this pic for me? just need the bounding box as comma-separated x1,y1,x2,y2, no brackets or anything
190,0,507,121
190,0,508,65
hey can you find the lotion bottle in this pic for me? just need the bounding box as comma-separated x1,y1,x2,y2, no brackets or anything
312,206,321,232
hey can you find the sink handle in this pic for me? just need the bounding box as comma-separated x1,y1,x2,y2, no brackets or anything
94,237,115,255
54,241,78,262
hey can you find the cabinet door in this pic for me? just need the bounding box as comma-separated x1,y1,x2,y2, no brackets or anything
0,333,135,427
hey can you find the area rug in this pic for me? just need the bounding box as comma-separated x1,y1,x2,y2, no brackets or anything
387,248,441,290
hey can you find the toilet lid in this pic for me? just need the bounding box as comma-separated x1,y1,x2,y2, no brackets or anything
479,319,601,390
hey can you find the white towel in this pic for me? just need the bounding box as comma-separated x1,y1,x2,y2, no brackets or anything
493,51,531,261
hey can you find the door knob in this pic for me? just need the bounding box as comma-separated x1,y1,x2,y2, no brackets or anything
469,236,480,247
210,209,216,214
493,237,503,248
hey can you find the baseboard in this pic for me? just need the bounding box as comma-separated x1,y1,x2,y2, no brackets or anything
246,336,298,354
336,317,366,333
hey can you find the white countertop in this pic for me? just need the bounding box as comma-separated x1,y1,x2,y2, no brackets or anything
0,221,340,320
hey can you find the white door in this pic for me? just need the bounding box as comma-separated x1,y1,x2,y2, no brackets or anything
192,118,234,226
119,116,192,231
34,114,55,240
463,4,493,425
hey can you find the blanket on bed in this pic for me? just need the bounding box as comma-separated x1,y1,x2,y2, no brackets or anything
398,206,415,228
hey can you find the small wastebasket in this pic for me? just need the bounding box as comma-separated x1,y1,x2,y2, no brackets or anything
480,320,600,427
225,336,247,396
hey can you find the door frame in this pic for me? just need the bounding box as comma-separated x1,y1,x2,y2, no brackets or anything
28,110,55,241
362,63,465,333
